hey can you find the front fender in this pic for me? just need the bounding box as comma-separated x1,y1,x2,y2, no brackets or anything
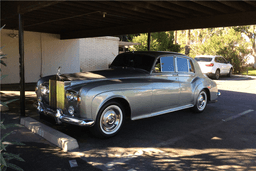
91,91,129,121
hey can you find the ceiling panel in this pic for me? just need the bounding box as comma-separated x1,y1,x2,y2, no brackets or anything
1,1,256,39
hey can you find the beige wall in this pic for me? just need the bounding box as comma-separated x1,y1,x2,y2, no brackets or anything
79,36,119,72
1,29,80,84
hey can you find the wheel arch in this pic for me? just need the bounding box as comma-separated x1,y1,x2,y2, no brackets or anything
103,97,131,120
203,88,211,102
193,83,210,105
92,93,131,121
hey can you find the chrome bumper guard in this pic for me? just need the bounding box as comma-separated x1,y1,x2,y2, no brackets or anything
209,92,221,103
36,102,94,127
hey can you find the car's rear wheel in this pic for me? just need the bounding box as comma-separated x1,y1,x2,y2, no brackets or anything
192,90,208,113
90,100,125,138
214,69,220,79
227,68,232,77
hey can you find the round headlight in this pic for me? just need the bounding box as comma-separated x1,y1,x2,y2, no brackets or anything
68,106,75,116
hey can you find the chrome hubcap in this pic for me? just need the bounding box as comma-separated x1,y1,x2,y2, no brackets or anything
197,91,207,111
100,105,123,135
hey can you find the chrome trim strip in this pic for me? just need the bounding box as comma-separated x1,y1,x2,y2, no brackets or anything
37,102,94,127
132,104,194,120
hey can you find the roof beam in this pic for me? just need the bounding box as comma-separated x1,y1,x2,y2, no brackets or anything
168,1,217,15
217,1,253,12
120,1,187,18
192,1,236,13
18,1,60,14
61,11,256,39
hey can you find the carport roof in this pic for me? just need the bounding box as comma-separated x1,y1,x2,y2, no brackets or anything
1,1,256,39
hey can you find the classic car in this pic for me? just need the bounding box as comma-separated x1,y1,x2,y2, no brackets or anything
35,51,220,138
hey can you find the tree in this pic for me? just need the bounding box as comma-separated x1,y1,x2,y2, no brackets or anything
234,25,256,68
199,27,250,73
176,28,215,57
129,31,180,52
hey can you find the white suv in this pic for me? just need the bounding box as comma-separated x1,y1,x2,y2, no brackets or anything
195,55,233,79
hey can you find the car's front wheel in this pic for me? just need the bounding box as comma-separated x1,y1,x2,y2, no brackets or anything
192,90,208,113
90,100,125,138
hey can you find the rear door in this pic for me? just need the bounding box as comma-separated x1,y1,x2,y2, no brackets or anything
176,56,196,106
215,57,226,74
220,57,230,74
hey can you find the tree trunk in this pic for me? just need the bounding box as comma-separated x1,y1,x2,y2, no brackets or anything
174,30,177,44
186,30,191,45
252,25,256,68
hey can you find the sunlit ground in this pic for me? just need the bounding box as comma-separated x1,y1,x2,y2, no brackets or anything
216,78,256,94
14,144,255,170
0,91,36,98
65,147,256,170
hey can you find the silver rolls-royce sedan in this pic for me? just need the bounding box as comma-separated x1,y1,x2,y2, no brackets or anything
35,51,220,138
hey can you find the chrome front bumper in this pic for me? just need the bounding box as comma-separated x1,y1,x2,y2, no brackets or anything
36,102,94,127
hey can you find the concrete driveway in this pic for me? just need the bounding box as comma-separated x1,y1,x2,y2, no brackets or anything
2,75,256,170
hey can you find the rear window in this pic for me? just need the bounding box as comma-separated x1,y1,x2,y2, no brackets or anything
195,57,213,62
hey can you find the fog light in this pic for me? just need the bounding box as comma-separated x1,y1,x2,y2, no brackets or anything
68,106,75,116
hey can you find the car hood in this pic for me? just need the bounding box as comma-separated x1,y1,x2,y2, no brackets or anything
59,68,149,86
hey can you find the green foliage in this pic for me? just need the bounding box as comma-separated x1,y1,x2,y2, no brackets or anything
198,28,250,73
234,25,256,68
241,68,256,76
0,121,25,171
129,31,180,52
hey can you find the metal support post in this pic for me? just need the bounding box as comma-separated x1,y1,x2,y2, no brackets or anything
19,13,25,116
147,32,151,51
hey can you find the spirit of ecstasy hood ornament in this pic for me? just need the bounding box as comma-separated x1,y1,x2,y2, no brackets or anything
57,66,61,77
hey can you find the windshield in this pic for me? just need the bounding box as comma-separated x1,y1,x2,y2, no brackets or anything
195,57,213,62
110,53,155,72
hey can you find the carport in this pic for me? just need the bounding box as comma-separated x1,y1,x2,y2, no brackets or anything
1,1,256,116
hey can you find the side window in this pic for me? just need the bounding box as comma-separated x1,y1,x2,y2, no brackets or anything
221,57,227,63
177,57,188,72
189,60,195,73
215,57,221,63
160,56,175,72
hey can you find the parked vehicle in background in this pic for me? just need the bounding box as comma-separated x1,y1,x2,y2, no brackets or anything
35,51,220,138
195,55,233,79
